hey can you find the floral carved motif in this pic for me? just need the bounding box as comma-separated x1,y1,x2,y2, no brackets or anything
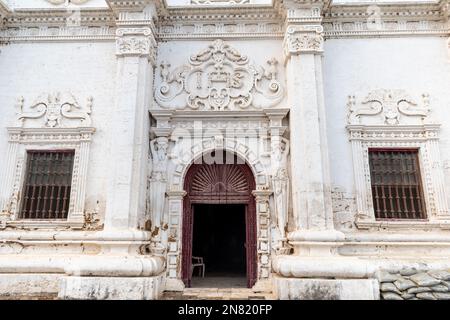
283,25,324,56
16,92,92,128
154,39,284,111
348,89,431,125
116,28,156,62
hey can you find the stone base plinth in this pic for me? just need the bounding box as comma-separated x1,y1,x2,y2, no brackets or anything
0,274,60,298
59,275,163,300
274,277,379,300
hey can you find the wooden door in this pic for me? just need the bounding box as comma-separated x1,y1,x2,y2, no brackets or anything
246,201,257,288
181,159,257,288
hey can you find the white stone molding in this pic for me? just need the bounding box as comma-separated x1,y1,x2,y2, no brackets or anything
0,26,116,42
1,1,448,43
0,93,95,229
191,0,250,5
347,90,450,230
154,39,284,111
323,1,450,38
45,0,92,5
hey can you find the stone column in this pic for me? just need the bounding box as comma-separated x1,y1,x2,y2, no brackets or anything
282,3,344,255
104,8,157,231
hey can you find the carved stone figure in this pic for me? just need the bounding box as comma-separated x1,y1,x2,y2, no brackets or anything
149,137,169,234
271,137,290,245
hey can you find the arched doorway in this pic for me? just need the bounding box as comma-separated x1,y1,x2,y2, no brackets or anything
181,151,257,288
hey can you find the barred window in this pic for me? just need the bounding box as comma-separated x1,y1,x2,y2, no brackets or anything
20,150,74,220
369,149,426,220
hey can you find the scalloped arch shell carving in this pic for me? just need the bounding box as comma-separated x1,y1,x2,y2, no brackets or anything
191,164,249,195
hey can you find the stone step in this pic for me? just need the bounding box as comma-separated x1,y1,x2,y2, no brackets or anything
162,289,275,300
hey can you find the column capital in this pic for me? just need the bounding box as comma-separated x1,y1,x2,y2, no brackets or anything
116,27,157,64
166,190,187,200
252,190,273,201
283,24,324,59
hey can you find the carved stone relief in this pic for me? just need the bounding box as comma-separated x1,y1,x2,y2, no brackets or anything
16,92,92,128
348,89,431,125
154,39,284,111
283,25,324,57
331,186,356,231
149,137,169,237
270,137,290,250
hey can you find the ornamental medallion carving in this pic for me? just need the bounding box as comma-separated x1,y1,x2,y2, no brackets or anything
347,89,431,125
16,92,92,128
154,39,284,110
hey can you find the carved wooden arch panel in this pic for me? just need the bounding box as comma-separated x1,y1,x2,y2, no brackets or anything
187,163,255,203
181,155,257,288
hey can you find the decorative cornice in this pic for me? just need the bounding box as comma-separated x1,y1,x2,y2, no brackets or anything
323,1,450,38
0,26,115,42
45,0,92,4
5,8,116,28
0,1,449,42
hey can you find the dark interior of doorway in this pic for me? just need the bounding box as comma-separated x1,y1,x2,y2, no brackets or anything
192,204,246,288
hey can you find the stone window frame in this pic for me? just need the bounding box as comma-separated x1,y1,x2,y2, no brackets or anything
0,127,95,229
347,124,450,230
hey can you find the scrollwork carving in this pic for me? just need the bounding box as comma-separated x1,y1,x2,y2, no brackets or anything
348,89,431,125
154,39,284,111
16,93,92,128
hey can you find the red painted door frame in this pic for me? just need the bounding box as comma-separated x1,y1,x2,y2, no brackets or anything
181,162,257,288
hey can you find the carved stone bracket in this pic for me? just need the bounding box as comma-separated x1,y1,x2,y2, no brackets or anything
283,25,324,58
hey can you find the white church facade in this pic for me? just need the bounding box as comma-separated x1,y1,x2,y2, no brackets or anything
0,0,450,300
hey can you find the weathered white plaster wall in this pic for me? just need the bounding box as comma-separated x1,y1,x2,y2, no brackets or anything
0,41,117,218
323,37,450,227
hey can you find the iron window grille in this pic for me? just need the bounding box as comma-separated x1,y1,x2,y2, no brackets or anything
19,150,75,220
368,148,426,220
